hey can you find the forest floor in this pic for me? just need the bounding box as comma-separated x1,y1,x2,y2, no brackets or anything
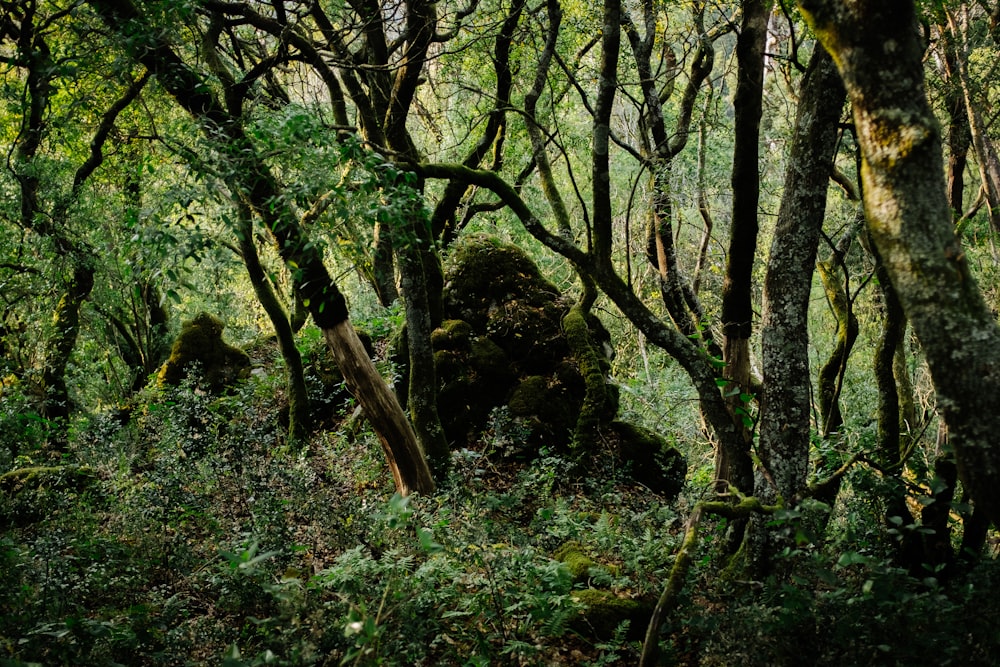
3,343,1000,665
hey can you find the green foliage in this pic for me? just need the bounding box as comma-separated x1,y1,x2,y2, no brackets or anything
681,545,1000,666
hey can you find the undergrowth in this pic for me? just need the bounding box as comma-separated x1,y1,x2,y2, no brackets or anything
2,349,999,666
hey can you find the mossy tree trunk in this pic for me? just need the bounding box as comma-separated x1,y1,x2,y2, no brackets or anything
234,203,310,445
563,281,607,456
815,211,862,438
12,11,146,438
378,0,449,470
801,0,1000,526
813,211,862,510
391,207,450,473
90,0,435,495
41,264,95,425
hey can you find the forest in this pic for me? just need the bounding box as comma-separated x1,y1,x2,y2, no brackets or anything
3,0,1000,664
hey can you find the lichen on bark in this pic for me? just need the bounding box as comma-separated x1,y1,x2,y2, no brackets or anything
801,0,1000,525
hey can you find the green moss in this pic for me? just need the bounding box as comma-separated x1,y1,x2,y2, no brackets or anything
507,376,549,416
443,235,562,333
563,303,607,453
554,541,598,583
570,588,653,640
468,337,510,380
0,465,95,495
433,349,464,378
431,319,473,350
157,312,251,392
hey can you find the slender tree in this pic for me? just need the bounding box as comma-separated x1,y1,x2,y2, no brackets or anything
718,0,771,495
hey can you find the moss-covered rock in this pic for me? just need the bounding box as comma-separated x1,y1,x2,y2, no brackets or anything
570,588,654,640
157,313,251,392
506,375,575,450
0,465,96,494
554,541,599,584
611,421,688,499
468,337,511,381
434,235,688,488
431,319,473,351
443,236,563,328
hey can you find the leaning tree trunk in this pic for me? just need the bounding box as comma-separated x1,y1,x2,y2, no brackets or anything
90,0,435,495
802,0,1000,526
234,204,311,445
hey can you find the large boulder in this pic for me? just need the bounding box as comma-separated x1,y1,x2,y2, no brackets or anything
439,235,607,449
157,312,251,392
435,235,687,496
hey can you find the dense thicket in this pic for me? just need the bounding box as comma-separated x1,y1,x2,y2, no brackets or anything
3,0,1000,663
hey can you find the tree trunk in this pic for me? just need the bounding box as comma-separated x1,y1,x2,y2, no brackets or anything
717,0,770,496
324,321,436,495
870,247,906,468
371,224,399,307
937,25,971,216
234,204,310,445
758,44,845,503
394,221,450,473
381,0,449,467
815,211,863,437
802,0,1000,525
748,45,844,574
945,8,1000,231
42,263,95,426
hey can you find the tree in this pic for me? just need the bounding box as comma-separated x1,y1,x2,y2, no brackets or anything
88,0,435,495
801,0,1000,525
756,43,844,511
2,0,148,439
718,0,771,496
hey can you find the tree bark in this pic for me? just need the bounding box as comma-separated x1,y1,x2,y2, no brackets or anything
42,264,95,424
748,45,844,574
801,0,1000,525
945,7,1000,231
392,212,450,472
234,204,310,445
627,1,718,349
937,25,972,216
717,0,770,496
816,211,863,437
758,45,845,503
